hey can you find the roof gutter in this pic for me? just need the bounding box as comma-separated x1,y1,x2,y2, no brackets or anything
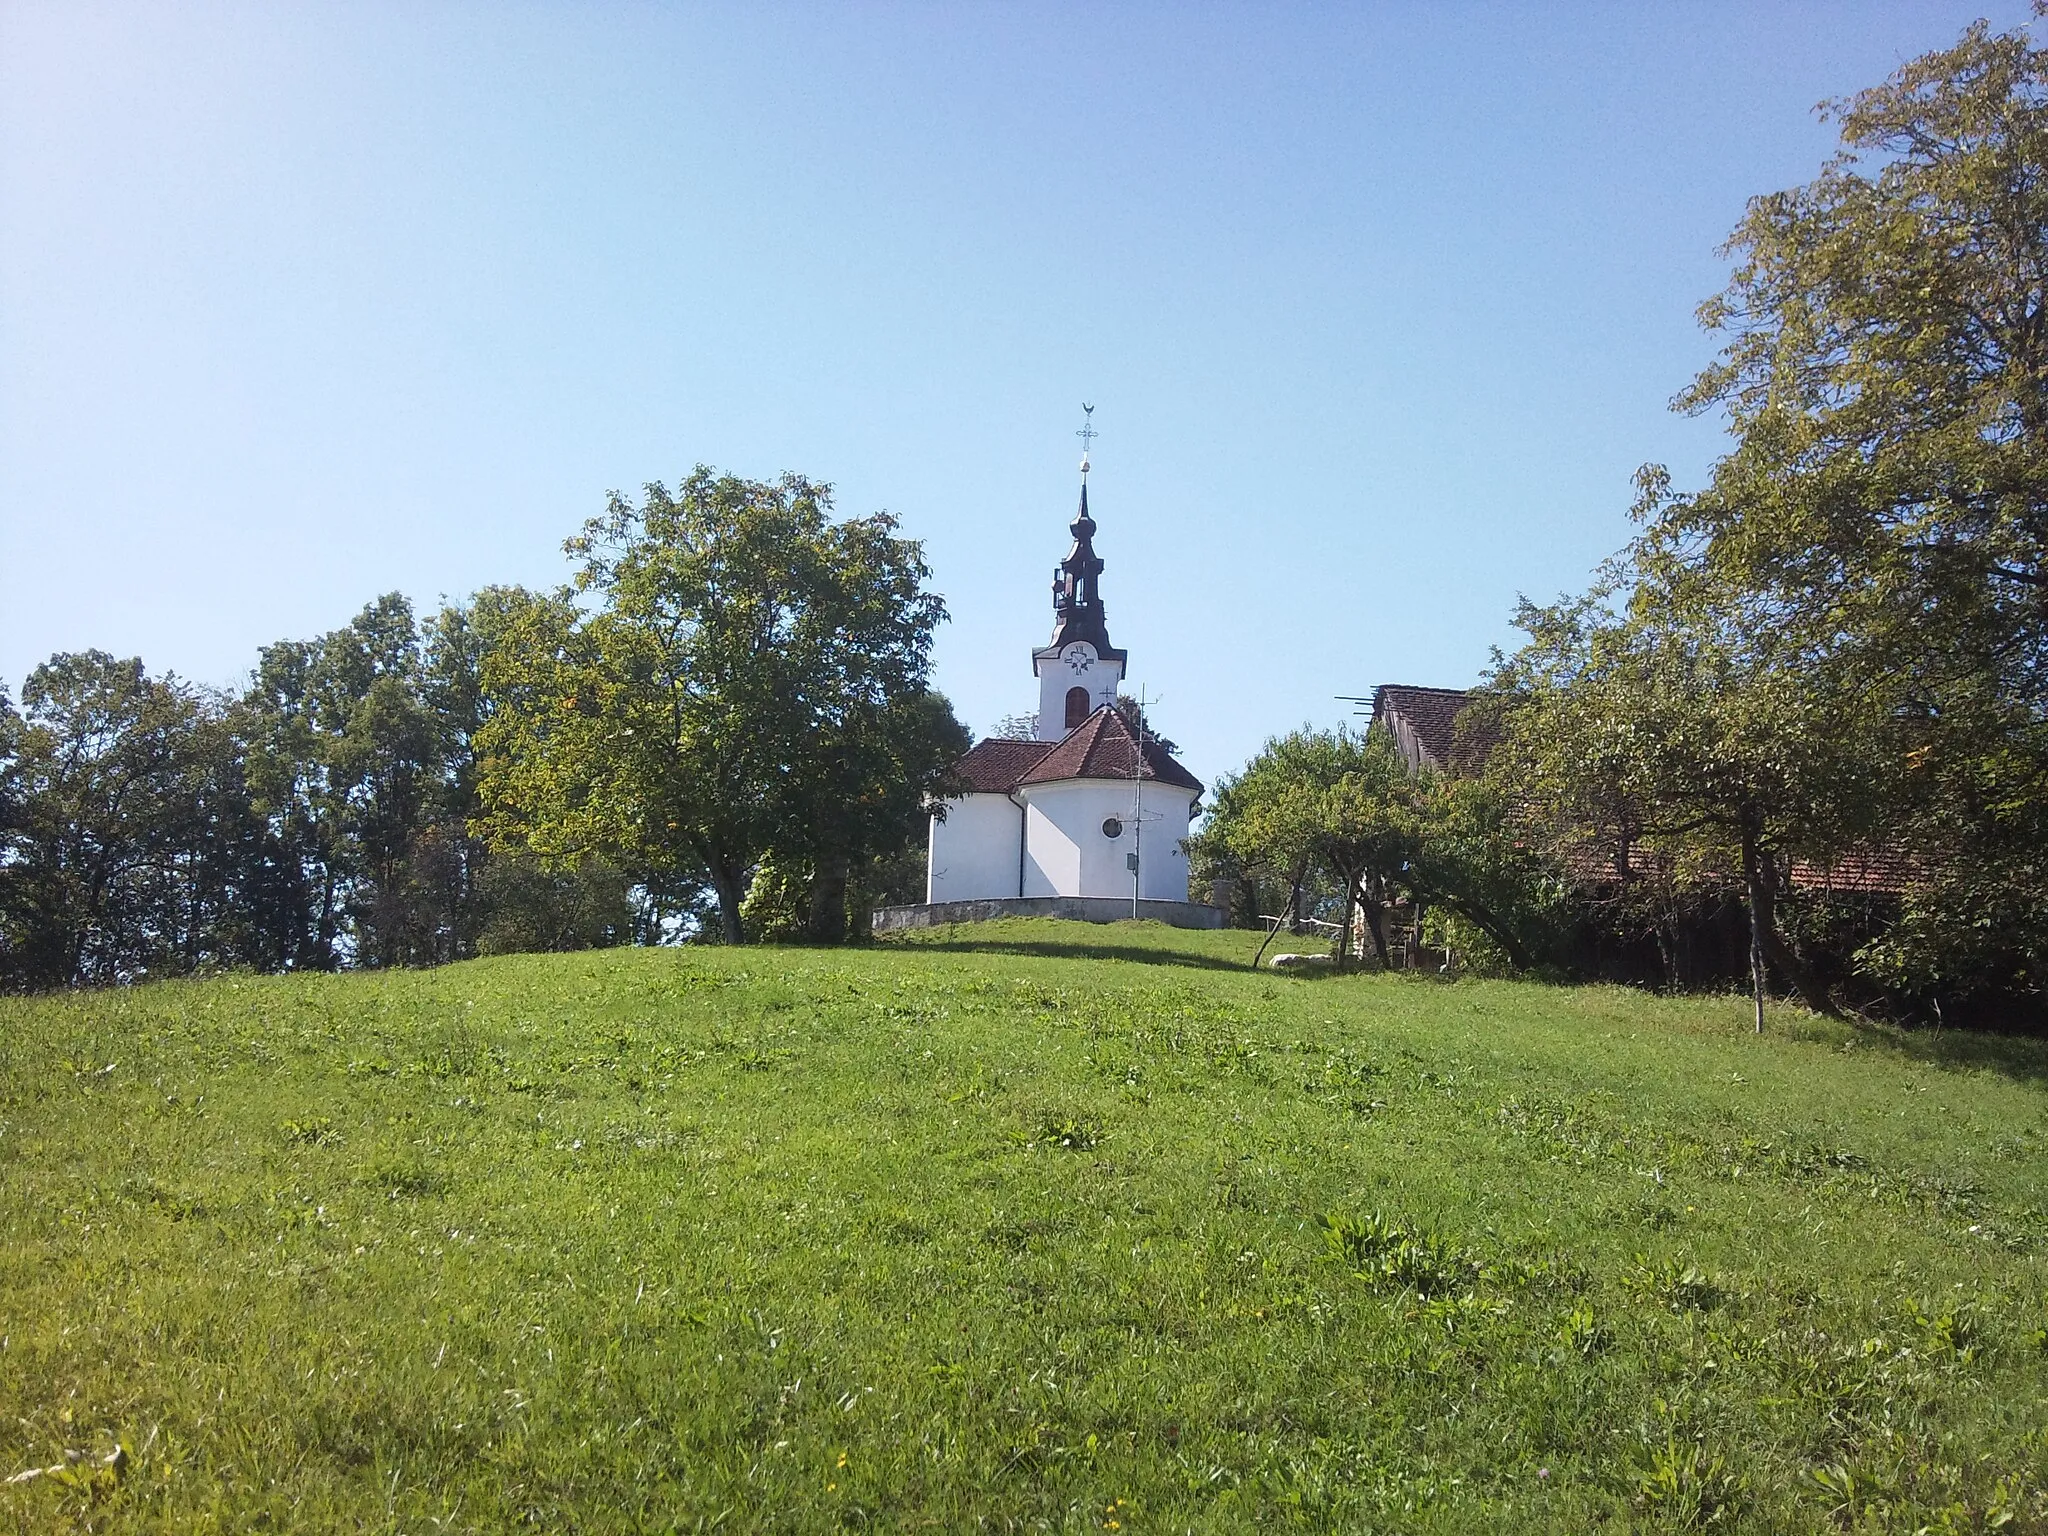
1006,788,1029,898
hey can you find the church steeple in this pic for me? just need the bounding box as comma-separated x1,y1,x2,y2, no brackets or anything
1049,480,1115,655
1032,406,1128,742
1047,404,1124,661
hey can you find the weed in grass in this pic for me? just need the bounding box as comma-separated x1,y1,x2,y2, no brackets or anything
1563,1302,1614,1356
1318,1211,1484,1297
1623,1256,1727,1314
1637,1430,1745,1529
1017,1109,1100,1151
279,1116,341,1147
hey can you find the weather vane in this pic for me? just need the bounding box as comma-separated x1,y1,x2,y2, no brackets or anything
1076,402,1098,478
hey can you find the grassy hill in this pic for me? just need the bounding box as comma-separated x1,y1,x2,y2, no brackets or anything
2,919,2045,1532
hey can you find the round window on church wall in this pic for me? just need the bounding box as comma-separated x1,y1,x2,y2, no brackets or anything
1101,816,1123,839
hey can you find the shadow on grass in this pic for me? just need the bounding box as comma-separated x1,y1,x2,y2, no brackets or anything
1872,1024,2048,1091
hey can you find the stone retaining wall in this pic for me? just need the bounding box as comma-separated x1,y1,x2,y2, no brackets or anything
870,896,1226,933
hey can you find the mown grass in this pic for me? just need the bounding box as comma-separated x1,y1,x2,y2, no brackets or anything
2,917,2045,1532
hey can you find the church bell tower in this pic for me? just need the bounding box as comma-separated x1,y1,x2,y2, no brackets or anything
1031,406,1127,741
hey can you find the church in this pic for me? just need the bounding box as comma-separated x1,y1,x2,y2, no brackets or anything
871,445,1223,933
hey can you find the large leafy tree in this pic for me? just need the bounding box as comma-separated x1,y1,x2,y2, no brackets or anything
476,469,960,944
0,653,257,987
1489,560,1882,1025
240,594,494,968
1643,8,2048,998
1199,729,1406,970
1197,727,1551,972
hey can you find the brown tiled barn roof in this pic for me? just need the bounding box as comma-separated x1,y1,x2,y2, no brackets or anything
1017,708,1205,794
1370,684,1502,774
1788,850,1920,896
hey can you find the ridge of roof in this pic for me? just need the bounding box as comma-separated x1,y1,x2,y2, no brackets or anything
1015,706,1204,795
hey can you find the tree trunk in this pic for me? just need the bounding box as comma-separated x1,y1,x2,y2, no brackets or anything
1739,817,1770,1033
1753,843,1841,1019
805,855,850,944
709,861,749,945
1332,870,1357,972
1734,823,1842,1023
1249,874,1301,971
1419,884,1536,972
1356,875,1392,969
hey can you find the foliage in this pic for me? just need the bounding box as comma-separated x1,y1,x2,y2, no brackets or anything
736,852,811,944
0,594,660,989
1654,8,2048,1000
475,470,963,945
3,920,2045,1530
1488,8,2048,1017
1195,727,1559,972
239,592,500,970
3,470,960,979
0,653,270,988
1486,555,1881,1023
474,851,633,956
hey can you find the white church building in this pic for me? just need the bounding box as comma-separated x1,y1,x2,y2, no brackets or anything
872,455,1223,932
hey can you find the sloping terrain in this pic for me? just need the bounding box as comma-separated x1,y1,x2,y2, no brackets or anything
2,919,2044,1531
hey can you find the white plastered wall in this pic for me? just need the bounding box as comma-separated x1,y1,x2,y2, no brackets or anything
926,793,1024,902
1018,779,1196,902
1031,641,1124,741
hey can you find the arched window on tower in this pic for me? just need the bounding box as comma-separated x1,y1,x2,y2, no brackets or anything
1064,687,1090,730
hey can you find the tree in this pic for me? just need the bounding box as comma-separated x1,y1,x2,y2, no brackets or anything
0,654,226,986
1644,8,2048,1001
1402,769,1561,975
240,594,495,969
474,851,633,956
1196,730,1332,955
1196,727,1552,973
1489,562,1880,1025
476,469,959,944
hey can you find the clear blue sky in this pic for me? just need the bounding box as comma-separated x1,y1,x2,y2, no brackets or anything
2,2,2027,790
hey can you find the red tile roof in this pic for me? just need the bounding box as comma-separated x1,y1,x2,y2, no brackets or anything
950,736,1058,793
1017,707,1204,794
1787,850,1919,896
949,709,1204,797
1370,684,1501,773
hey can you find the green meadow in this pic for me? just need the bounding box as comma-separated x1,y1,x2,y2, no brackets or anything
2,919,2045,1532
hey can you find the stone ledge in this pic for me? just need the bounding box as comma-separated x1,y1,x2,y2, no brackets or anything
871,897,1226,933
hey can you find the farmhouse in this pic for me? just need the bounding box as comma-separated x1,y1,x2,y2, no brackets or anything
1364,679,1913,989
1367,681,1910,898
871,464,1220,933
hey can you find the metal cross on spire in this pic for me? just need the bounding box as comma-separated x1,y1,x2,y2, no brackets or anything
1076,402,1098,478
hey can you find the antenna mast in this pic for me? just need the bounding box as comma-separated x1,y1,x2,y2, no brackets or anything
1129,683,1151,919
